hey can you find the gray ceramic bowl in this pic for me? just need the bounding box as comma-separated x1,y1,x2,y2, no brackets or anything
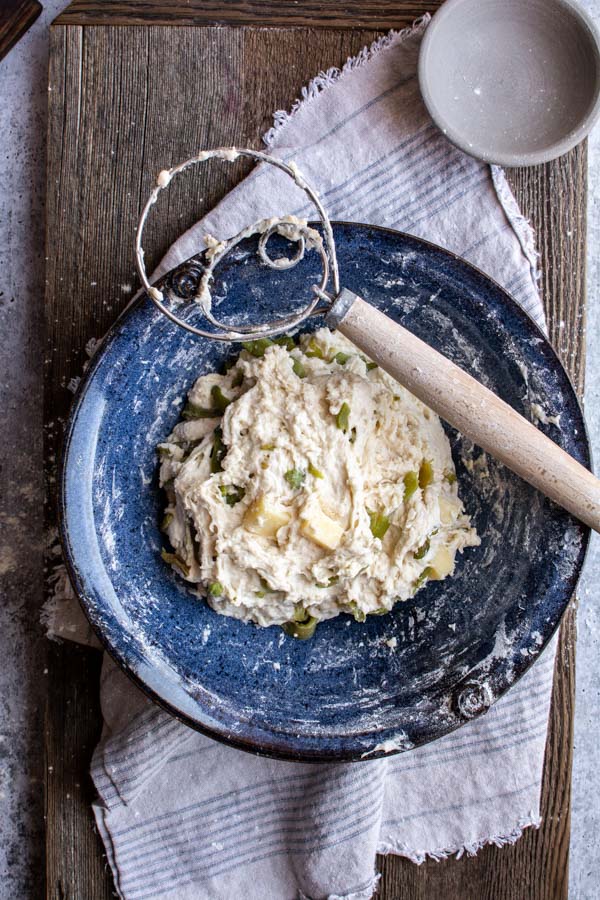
419,0,600,166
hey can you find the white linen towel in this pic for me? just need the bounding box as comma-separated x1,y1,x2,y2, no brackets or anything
46,15,560,900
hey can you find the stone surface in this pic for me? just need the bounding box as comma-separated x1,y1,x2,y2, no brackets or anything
0,2,598,897
0,2,66,896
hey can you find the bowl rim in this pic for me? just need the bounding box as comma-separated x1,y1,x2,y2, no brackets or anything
58,222,591,762
418,0,600,166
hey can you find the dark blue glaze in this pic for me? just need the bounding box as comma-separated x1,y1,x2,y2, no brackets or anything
60,223,590,761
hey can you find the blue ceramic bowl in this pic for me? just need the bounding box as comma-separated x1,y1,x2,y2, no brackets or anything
60,223,589,761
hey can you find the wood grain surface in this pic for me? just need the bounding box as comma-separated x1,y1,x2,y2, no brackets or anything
56,0,431,29
0,0,42,61
44,10,586,900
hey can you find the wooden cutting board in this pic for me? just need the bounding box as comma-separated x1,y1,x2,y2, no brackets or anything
0,0,42,61
45,2,587,897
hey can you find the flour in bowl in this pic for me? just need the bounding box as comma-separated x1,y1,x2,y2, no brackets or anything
157,328,479,636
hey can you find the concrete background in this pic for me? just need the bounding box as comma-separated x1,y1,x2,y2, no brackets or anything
0,2,598,896
570,4,600,896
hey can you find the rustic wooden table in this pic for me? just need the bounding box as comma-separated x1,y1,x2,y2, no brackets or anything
44,2,587,897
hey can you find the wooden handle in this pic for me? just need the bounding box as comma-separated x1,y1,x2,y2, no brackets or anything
327,290,600,533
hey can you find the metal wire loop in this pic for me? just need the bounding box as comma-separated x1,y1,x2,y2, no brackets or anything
258,224,305,270
135,148,339,341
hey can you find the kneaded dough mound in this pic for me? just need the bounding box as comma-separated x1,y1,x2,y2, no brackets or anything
158,328,479,628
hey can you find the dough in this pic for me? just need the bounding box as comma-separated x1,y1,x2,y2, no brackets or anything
158,328,480,630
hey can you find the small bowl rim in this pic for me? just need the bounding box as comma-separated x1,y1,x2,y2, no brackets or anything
418,0,600,166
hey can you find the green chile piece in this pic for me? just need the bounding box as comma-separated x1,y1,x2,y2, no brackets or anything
292,357,307,378
334,351,351,365
403,470,418,501
211,385,232,412
305,338,325,359
182,402,219,420
161,548,190,577
315,576,339,588
414,566,435,589
284,468,306,489
283,608,318,639
414,538,430,560
336,402,350,432
348,601,366,622
369,510,390,539
419,459,434,488
210,427,226,473
274,335,296,350
219,484,245,506
255,576,273,598
242,338,274,357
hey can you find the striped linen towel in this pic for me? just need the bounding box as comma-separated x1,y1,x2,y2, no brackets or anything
48,15,560,899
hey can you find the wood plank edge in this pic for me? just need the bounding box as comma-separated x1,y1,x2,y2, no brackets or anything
53,3,425,29
53,17,417,29
0,0,42,62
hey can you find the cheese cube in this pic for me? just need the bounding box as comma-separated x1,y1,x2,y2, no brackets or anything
300,506,345,551
439,496,460,525
429,545,455,579
243,496,291,538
